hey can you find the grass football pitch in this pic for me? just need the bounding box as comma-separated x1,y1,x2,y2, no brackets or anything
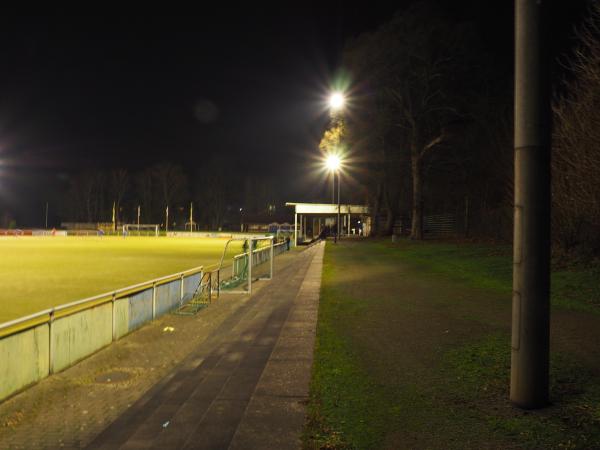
0,236,243,324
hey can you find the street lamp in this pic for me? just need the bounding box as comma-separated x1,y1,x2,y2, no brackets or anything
326,154,340,203
325,90,346,242
329,92,345,111
325,152,343,243
325,154,341,172
325,154,342,203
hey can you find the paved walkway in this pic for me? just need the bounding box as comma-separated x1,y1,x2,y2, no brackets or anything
0,242,324,449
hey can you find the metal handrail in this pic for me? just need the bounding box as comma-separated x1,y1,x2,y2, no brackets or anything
232,241,286,260
0,240,289,338
0,264,204,338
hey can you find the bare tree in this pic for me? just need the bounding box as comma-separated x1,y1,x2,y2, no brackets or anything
135,168,154,223
384,9,472,239
553,3,600,254
152,163,189,224
195,159,229,230
343,3,476,238
67,170,106,223
109,168,129,225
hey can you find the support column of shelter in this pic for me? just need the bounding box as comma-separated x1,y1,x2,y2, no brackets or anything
285,203,371,240
294,213,298,246
303,216,307,241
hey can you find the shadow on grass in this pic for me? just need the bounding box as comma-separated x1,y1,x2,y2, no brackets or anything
304,240,600,450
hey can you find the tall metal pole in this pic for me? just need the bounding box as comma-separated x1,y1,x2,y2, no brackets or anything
45,202,48,229
112,201,116,232
511,0,551,409
332,174,335,204
166,205,169,233
337,171,341,239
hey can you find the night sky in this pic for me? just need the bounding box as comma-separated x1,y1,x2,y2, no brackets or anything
0,3,590,226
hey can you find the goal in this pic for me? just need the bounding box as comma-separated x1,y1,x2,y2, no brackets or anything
218,236,274,295
122,224,159,236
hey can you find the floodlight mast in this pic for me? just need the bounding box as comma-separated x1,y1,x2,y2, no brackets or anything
324,90,347,243
326,154,341,204
337,170,341,240
511,0,551,409
324,152,343,243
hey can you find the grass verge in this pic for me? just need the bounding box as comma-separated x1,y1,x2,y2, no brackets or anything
375,240,600,314
304,239,600,449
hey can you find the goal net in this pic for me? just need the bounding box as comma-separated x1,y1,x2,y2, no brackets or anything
122,224,159,236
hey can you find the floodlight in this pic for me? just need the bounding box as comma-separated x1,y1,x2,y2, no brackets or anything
329,92,345,111
325,154,341,172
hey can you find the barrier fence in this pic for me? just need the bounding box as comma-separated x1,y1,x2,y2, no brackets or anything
0,240,289,403
232,242,287,279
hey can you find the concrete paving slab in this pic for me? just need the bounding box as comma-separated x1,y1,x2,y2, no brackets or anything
269,337,316,361
0,242,324,450
228,396,307,450
253,359,313,398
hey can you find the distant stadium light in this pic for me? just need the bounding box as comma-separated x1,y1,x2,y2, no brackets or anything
329,92,345,111
325,154,341,172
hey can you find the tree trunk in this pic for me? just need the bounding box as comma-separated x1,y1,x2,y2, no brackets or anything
410,153,423,240
372,180,383,235
384,188,395,235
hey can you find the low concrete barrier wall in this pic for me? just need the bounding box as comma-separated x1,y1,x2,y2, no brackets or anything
115,297,130,340
127,289,152,334
0,239,287,403
0,266,204,403
0,324,49,401
51,303,113,373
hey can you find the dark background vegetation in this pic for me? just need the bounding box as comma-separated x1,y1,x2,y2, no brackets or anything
0,3,597,256
334,0,597,257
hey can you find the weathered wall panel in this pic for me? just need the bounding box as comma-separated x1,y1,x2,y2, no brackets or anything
128,289,153,332
51,303,112,373
0,325,49,401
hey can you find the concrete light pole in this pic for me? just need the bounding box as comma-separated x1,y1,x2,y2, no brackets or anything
511,0,551,409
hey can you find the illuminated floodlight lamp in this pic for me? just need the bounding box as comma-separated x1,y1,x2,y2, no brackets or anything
325,154,341,172
328,92,345,111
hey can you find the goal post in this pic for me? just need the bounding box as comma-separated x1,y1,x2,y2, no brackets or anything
122,224,159,236
218,235,274,295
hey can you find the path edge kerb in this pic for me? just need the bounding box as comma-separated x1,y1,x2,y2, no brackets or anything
228,241,325,450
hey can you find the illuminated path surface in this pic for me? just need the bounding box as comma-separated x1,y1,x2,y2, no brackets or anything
87,242,323,449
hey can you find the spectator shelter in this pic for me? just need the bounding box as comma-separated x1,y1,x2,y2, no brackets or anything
285,202,371,245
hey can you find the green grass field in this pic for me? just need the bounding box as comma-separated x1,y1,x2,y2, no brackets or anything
305,239,600,449
0,236,243,323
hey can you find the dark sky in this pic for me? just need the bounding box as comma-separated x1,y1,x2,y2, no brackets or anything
0,7,402,167
0,3,591,225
